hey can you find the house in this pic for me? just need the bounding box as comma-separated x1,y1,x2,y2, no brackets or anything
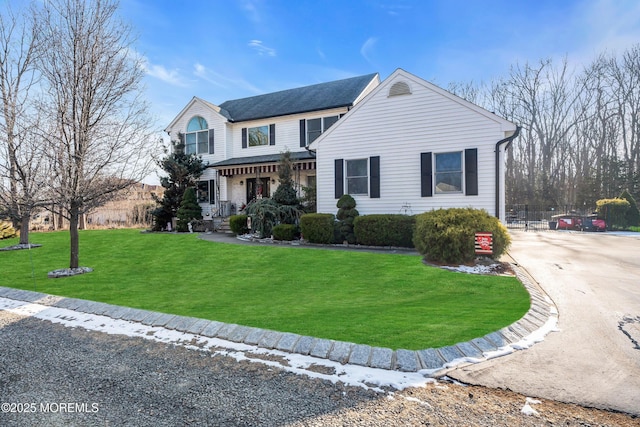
165,73,380,218
309,68,519,221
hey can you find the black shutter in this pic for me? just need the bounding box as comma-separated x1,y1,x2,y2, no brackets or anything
421,152,433,197
335,159,344,199
299,119,306,147
370,156,380,198
241,128,247,149
465,148,478,196
208,129,214,154
269,124,276,145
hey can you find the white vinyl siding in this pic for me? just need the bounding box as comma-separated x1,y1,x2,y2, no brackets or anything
314,70,515,217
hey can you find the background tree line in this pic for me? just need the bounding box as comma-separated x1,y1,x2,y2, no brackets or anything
448,45,640,211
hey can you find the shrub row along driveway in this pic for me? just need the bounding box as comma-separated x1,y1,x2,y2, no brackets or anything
449,230,640,416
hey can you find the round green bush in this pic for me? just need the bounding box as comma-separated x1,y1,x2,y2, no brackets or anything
354,214,416,248
413,208,511,264
272,224,299,241
300,213,335,244
229,214,249,235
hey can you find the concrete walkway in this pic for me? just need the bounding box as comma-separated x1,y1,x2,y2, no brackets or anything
0,232,556,375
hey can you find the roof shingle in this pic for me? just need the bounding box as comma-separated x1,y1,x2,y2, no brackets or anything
218,73,378,122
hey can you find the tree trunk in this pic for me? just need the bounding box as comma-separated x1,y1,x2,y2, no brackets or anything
19,213,30,245
69,203,80,269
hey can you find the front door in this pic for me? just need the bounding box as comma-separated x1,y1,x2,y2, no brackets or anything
246,178,270,202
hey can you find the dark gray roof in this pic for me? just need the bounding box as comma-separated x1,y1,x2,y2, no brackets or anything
210,151,315,168
218,73,378,122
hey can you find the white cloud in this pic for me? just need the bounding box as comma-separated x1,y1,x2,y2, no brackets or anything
360,37,378,64
142,60,188,87
248,39,276,57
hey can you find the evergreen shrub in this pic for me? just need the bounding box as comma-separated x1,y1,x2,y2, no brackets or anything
619,190,640,227
413,208,511,264
336,194,359,244
176,187,202,232
596,198,631,230
300,213,335,244
246,198,279,238
354,214,416,248
272,224,299,241
229,214,249,235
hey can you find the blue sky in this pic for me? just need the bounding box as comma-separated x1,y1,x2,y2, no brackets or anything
119,0,640,131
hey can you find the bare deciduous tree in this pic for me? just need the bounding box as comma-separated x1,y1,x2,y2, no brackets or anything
37,0,157,269
0,2,46,245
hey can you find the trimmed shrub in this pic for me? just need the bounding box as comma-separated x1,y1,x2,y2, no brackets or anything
272,224,299,241
336,194,359,244
413,208,511,264
354,214,416,248
300,213,335,244
229,214,249,235
0,221,17,240
596,198,631,230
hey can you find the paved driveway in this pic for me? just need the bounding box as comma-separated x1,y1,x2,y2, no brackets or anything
449,230,640,415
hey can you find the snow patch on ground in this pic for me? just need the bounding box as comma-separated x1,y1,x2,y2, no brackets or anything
0,298,436,392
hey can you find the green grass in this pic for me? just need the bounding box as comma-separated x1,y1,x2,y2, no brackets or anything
0,229,530,350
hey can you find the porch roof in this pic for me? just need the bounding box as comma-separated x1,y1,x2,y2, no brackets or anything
210,151,316,177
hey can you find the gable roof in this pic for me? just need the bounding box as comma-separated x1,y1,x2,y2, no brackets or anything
218,73,379,122
309,68,516,150
165,96,227,132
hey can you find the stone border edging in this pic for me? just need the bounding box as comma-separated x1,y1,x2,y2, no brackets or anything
0,265,556,374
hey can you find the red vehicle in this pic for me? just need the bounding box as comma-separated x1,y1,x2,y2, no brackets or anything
553,214,606,231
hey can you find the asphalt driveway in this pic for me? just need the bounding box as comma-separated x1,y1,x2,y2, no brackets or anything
449,230,640,415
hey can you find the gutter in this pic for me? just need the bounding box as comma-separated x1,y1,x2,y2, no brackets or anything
495,126,521,219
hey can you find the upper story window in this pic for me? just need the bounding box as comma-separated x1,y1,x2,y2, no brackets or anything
435,152,462,193
242,124,275,148
306,115,339,145
186,116,210,155
248,125,269,146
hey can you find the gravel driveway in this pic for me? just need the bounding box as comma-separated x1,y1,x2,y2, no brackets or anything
1,308,637,426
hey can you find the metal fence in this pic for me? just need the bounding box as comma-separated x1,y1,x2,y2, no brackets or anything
505,205,595,231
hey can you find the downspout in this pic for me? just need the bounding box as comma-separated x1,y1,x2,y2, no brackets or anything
495,126,521,220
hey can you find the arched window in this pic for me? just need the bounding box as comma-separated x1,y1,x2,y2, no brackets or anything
185,116,210,155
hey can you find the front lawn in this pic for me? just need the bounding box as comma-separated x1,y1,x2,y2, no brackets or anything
1,229,530,350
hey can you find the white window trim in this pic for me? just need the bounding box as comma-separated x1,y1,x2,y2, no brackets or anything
306,115,339,145
345,158,369,196
248,125,270,147
434,151,463,194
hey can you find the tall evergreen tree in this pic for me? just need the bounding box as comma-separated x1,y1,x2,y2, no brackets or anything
152,137,204,230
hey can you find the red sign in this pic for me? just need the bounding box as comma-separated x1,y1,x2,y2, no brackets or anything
475,232,493,255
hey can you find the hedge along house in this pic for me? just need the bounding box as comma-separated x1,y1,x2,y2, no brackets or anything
309,68,519,221
165,73,380,218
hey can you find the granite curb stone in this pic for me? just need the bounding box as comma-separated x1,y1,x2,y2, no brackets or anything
309,339,333,358
276,333,301,352
328,341,353,364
